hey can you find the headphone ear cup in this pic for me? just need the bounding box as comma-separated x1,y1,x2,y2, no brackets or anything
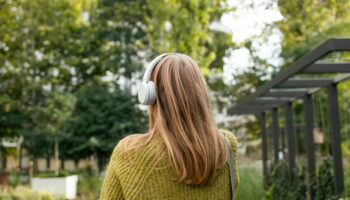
138,82,149,104
138,81,156,105
147,81,156,104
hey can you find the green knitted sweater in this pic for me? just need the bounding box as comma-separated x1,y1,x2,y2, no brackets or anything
100,130,239,200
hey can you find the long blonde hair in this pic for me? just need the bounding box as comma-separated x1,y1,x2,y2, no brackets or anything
124,53,227,185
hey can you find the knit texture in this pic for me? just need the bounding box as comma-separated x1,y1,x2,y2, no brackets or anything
100,130,239,200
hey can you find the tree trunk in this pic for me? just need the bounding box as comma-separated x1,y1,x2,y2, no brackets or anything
94,150,99,172
54,135,59,176
74,159,79,169
61,159,65,170
46,154,51,170
2,158,6,170
0,151,2,171
97,154,104,173
19,146,23,172
29,158,33,187
33,158,38,175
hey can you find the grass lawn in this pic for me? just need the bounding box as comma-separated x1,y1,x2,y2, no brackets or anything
236,161,264,200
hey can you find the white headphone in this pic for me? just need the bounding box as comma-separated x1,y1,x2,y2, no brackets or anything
138,53,173,105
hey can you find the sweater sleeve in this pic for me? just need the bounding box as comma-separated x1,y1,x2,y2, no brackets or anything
100,145,125,200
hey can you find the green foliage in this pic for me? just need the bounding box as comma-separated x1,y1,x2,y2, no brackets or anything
21,129,52,159
345,167,350,198
76,169,103,200
263,161,308,200
0,186,64,200
145,0,234,74
0,0,234,156
0,0,89,90
9,170,21,188
338,81,350,159
236,164,264,200
0,79,25,140
93,0,147,78
35,170,75,178
90,0,234,78
29,92,75,175
33,92,76,135
276,0,350,64
62,83,147,167
263,158,347,200
315,156,337,200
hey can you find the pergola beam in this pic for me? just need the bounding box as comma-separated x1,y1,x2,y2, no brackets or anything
228,104,278,114
278,78,333,88
249,98,292,105
229,109,263,115
230,107,271,114
302,63,350,73
262,90,309,98
228,75,349,114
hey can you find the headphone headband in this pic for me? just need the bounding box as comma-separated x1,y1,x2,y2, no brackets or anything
138,53,176,105
142,53,173,82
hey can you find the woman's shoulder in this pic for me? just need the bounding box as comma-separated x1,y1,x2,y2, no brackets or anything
219,129,238,151
110,133,161,162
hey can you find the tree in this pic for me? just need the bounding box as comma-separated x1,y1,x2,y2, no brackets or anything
0,0,236,173
63,83,147,171
32,92,76,175
276,0,350,64
92,0,235,79
145,0,234,75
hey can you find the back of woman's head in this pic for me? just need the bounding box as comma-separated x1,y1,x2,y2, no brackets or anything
148,53,227,185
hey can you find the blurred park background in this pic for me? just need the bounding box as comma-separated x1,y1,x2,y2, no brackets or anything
0,0,350,199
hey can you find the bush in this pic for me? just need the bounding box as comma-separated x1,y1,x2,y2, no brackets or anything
263,157,349,200
76,169,103,200
315,156,337,200
0,193,11,200
2,169,104,200
9,170,21,188
35,170,75,178
263,161,308,200
345,167,350,198
0,186,64,200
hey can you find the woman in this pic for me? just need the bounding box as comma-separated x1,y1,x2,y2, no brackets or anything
100,53,239,200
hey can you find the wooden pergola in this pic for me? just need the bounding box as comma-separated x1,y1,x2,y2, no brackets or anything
228,38,350,198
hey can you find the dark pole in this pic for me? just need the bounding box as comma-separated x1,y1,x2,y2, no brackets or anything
327,83,344,196
304,94,316,199
269,130,273,163
285,102,296,175
280,128,286,159
260,112,268,180
272,108,279,164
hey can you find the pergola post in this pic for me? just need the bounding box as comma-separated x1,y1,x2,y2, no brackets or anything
272,107,280,164
280,128,286,159
260,112,268,180
327,83,344,196
285,102,296,175
303,94,316,199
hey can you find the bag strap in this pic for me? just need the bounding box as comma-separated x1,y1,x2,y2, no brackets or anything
223,133,236,200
